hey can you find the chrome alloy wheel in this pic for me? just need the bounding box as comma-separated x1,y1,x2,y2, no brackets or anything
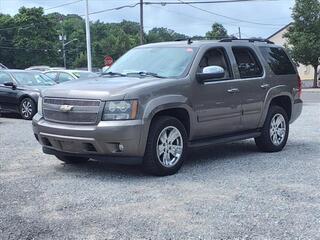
21,100,33,118
156,126,183,167
270,113,286,146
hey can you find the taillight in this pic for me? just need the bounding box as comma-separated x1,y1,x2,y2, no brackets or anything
297,75,302,98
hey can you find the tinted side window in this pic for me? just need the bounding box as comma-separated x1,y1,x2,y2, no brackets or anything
45,72,58,80
232,47,263,78
259,46,296,75
198,47,232,80
58,73,74,83
0,72,12,84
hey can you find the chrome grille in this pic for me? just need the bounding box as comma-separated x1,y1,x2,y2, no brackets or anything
43,97,101,124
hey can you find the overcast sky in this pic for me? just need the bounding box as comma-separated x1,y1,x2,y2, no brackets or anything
0,0,294,38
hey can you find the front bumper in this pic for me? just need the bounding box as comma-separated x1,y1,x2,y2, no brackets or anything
32,114,147,161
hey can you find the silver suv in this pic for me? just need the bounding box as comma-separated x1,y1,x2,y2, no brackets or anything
33,39,303,176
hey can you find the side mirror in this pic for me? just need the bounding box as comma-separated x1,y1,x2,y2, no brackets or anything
196,66,225,83
3,82,16,89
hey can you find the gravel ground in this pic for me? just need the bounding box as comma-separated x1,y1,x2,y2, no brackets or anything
0,96,319,240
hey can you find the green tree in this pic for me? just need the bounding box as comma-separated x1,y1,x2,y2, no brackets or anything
146,27,188,43
285,0,320,88
205,23,228,40
0,14,15,68
13,7,60,68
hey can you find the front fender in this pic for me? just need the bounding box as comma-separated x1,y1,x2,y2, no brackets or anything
18,91,40,103
138,95,195,154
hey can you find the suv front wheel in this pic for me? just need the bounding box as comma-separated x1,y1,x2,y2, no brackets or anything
143,116,188,176
255,105,289,152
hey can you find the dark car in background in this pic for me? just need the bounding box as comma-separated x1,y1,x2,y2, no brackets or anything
0,70,56,119
44,70,99,83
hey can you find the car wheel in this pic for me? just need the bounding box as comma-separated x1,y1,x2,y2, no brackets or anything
255,105,289,152
143,116,188,176
55,155,89,164
20,98,36,120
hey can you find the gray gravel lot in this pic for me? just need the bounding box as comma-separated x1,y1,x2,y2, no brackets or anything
0,94,319,240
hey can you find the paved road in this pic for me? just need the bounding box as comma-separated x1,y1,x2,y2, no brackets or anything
302,90,320,103
0,93,319,239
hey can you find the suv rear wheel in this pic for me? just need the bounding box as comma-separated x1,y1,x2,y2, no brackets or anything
255,105,289,152
143,116,188,176
55,155,89,164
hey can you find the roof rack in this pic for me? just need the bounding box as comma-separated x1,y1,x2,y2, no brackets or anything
219,37,274,44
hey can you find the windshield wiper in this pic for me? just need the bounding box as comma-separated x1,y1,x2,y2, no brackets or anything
126,71,166,78
101,71,126,77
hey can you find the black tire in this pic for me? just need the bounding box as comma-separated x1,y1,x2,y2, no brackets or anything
55,155,89,164
143,116,188,176
255,105,289,152
19,97,36,120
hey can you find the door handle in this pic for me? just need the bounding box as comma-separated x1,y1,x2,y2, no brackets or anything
227,88,240,93
260,83,270,89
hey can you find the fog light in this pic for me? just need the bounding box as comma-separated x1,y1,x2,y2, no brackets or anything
118,144,124,152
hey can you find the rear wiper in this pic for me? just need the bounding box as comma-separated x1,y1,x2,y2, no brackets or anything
126,71,166,78
101,71,126,77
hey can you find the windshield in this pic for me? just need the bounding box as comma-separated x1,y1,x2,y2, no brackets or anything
106,47,197,78
72,71,99,79
12,72,56,86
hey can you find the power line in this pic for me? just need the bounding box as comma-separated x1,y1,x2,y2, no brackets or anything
86,3,140,16
146,4,286,28
0,45,58,51
144,0,287,4
0,0,83,31
44,0,83,11
177,0,285,26
0,0,287,31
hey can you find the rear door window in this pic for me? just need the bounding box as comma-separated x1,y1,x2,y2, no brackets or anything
259,46,296,75
45,72,58,81
58,72,74,83
232,47,263,78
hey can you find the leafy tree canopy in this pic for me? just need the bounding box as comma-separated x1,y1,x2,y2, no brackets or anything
205,23,228,40
285,0,320,87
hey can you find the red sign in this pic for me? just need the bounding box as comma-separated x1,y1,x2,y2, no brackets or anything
104,56,113,66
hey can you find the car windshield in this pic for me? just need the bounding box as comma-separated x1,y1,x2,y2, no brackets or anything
106,47,197,78
72,71,99,79
12,72,56,86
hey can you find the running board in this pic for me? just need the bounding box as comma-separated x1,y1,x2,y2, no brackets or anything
188,130,261,148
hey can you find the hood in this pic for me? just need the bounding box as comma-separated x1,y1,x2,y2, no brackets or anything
41,76,163,100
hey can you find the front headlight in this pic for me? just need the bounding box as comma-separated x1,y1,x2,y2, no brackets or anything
37,95,43,116
102,100,138,120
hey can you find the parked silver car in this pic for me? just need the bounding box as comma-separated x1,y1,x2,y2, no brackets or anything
33,39,303,175
43,70,99,83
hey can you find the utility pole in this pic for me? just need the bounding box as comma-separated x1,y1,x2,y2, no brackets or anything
139,0,144,44
59,34,67,68
61,38,78,69
238,27,241,39
85,0,92,71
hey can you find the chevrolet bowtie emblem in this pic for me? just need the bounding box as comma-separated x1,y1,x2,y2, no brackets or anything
59,105,74,112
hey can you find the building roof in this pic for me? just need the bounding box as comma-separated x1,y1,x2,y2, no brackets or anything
267,23,292,40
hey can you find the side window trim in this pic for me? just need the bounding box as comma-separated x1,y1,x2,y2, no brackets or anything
232,46,264,79
198,46,234,82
